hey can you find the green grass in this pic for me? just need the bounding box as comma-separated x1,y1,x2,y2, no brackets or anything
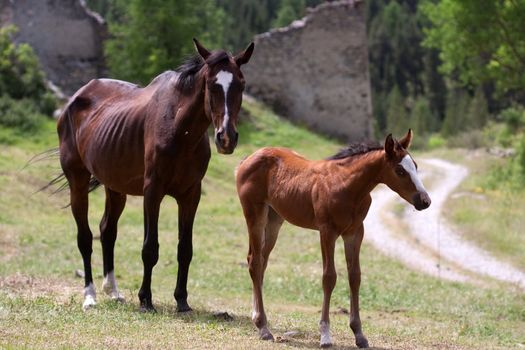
1,101,524,349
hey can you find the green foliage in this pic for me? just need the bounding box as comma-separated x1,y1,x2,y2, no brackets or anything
385,86,410,136
105,0,226,84
272,0,305,27
441,88,471,136
422,0,525,93
0,26,48,101
0,25,56,134
367,0,448,134
427,133,446,149
0,95,45,133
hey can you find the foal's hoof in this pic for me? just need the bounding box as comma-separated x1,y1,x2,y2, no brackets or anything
176,301,193,313
355,335,369,348
139,300,157,313
259,327,274,341
320,334,333,348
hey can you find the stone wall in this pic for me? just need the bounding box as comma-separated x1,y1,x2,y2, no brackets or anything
0,0,107,95
243,0,373,141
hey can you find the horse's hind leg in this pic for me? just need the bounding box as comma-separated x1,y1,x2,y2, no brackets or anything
63,166,95,310
243,202,273,340
100,187,127,302
343,224,369,348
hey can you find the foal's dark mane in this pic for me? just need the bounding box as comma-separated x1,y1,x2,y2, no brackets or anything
175,50,230,93
327,141,383,160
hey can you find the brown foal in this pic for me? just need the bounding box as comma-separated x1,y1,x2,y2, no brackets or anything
236,130,431,348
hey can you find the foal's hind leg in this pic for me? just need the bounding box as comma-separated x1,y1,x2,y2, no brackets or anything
100,187,127,302
319,228,338,348
244,203,273,340
342,224,369,348
261,207,283,274
64,167,96,310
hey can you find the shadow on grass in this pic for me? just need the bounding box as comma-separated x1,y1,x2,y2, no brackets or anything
133,301,393,350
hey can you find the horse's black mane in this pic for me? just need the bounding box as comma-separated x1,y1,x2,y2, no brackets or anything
327,141,383,160
175,50,230,93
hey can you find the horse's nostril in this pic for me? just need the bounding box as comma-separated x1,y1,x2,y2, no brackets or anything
216,131,223,143
233,132,239,144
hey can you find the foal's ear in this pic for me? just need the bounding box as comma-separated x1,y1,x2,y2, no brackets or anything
399,128,413,149
235,42,255,67
193,38,211,60
385,133,396,158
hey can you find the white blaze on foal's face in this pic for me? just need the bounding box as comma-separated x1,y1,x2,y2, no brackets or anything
399,154,426,192
215,70,233,129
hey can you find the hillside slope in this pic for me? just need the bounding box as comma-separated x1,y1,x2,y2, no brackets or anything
0,100,524,349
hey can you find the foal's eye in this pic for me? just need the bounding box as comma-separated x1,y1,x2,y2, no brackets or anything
395,166,407,176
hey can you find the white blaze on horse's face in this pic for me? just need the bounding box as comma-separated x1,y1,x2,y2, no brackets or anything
399,155,426,193
215,70,233,129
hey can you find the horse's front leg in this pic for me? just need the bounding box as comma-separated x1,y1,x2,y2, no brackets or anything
342,223,369,348
319,230,338,348
138,179,164,312
173,183,201,312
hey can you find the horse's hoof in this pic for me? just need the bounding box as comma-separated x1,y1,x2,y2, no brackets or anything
176,301,193,313
356,335,369,348
139,300,156,313
259,327,274,341
82,296,97,311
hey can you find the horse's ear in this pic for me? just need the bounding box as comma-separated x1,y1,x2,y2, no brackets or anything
235,42,255,67
399,128,413,149
193,38,211,60
385,133,396,158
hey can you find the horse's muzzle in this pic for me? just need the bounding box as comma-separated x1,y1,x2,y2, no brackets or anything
215,128,238,154
413,191,431,211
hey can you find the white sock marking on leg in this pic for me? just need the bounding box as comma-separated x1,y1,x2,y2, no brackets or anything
82,282,97,310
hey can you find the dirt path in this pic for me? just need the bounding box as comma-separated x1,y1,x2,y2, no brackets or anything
364,157,525,289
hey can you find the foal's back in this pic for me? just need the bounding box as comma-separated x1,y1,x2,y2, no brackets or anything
236,147,337,230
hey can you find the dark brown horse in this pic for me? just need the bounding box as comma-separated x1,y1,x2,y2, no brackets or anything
236,130,431,348
57,39,254,312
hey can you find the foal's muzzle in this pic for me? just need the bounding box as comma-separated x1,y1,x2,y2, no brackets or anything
413,191,431,211
215,127,239,154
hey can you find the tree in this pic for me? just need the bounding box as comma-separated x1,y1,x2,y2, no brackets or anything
385,86,410,136
105,0,225,84
422,0,525,93
441,88,471,136
272,0,306,28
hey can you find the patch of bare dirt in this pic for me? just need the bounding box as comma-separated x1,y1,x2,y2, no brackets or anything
0,273,78,302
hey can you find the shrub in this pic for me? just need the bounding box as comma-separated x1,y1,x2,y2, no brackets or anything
0,25,56,135
0,95,45,132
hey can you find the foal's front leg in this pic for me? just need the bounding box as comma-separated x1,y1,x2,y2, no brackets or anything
343,224,369,348
138,180,164,312
319,230,338,348
173,183,201,312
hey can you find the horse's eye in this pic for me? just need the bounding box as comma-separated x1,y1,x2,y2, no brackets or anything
395,166,407,176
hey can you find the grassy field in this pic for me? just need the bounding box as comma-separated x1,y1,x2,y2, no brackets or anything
1,101,524,349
